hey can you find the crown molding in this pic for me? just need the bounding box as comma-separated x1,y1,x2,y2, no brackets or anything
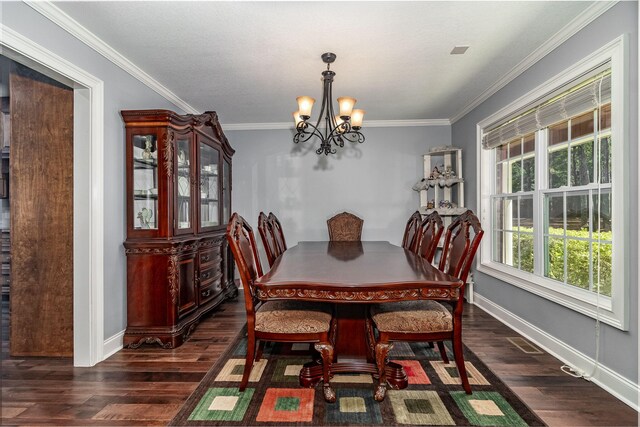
450,0,618,124
25,1,199,115
223,118,451,131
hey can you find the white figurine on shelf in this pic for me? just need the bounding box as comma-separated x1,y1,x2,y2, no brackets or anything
142,136,153,160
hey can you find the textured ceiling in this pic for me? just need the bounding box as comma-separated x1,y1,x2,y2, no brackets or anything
53,1,596,125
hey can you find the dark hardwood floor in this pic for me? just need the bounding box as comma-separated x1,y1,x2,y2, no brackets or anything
1,296,637,426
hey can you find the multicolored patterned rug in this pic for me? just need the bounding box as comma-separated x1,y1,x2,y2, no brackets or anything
171,328,545,426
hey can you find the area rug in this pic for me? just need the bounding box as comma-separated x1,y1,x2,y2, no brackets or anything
170,327,545,426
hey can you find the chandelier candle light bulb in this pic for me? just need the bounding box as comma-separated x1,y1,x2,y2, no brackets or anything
292,52,366,155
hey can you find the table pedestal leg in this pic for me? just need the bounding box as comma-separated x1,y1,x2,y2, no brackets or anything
299,360,408,390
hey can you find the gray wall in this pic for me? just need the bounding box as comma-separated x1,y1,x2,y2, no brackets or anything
227,125,450,265
2,2,183,338
452,2,638,383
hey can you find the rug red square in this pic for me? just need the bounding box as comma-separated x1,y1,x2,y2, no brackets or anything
255,388,315,422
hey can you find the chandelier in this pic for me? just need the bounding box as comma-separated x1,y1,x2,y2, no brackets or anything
293,53,365,155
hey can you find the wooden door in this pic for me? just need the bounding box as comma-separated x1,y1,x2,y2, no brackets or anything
10,65,74,356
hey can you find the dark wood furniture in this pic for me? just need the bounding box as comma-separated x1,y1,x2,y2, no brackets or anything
268,212,287,253
369,210,483,400
253,240,463,393
257,212,279,267
401,210,422,252
417,211,444,263
121,110,237,349
327,211,363,241
226,214,336,402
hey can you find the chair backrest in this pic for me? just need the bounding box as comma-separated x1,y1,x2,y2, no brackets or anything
226,213,263,315
417,211,444,263
257,212,280,267
327,212,364,241
438,210,484,284
401,211,423,252
268,212,287,253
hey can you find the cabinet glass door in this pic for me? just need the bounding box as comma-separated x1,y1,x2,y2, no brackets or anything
199,142,219,228
176,138,192,230
132,134,158,230
222,158,231,224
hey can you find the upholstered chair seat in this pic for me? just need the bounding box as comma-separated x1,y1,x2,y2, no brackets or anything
370,300,452,333
256,301,333,334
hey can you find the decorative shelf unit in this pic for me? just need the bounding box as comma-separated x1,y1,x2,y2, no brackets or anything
415,146,465,221
122,109,237,349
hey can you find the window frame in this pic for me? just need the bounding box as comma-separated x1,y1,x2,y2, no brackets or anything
476,35,629,330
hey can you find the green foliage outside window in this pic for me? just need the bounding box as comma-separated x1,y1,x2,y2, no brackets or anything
515,227,612,296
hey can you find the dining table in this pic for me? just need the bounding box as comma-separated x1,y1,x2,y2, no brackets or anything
253,240,464,390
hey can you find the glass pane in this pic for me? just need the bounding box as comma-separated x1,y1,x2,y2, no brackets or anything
545,193,564,235
132,134,158,230
566,238,590,291
223,159,231,224
592,190,612,234
510,159,521,193
199,143,219,228
522,156,535,192
507,232,518,268
549,121,568,146
509,138,522,157
499,198,516,231
571,111,594,140
177,138,191,229
593,242,612,297
599,136,611,184
518,197,533,231
492,231,504,264
522,134,535,154
570,139,593,186
496,162,508,194
497,144,508,162
548,147,568,188
545,236,565,282
520,232,534,273
566,193,589,233
599,103,611,130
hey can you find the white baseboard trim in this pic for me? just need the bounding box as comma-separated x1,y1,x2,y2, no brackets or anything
473,293,639,411
102,329,125,360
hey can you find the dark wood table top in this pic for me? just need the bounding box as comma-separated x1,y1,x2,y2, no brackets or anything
254,241,463,303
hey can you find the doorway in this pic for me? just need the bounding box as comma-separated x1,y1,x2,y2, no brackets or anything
2,26,105,366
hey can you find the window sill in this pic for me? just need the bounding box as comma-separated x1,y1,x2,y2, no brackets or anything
477,261,626,330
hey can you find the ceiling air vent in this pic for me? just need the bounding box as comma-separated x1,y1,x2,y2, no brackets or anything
450,45,470,55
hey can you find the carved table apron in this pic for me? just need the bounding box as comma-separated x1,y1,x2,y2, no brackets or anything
253,241,463,390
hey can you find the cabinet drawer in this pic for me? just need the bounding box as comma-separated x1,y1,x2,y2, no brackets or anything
199,248,220,265
199,278,223,303
200,264,222,282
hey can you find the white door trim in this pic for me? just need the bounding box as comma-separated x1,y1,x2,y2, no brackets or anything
1,24,105,366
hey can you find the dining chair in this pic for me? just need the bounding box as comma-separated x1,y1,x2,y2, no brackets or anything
401,210,422,252
257,212,280,267
268,212,287,254
367,210,483,401
416,211,444,263
226,213,337,402
327,211,363,241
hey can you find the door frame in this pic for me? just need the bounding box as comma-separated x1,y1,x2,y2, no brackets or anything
1,24,104,366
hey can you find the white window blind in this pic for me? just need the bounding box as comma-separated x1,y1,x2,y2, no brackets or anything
482,65,611,150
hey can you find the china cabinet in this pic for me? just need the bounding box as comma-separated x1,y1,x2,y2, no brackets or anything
121,109,236,348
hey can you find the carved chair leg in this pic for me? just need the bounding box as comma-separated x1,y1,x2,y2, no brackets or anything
255,340,265,361
240,331,256,392
436,341,449,364
329,317,338,363
374,340,393,402
314,342,336,403
452,337,471,394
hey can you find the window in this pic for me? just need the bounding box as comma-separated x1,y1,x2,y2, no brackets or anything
478,36,628,330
